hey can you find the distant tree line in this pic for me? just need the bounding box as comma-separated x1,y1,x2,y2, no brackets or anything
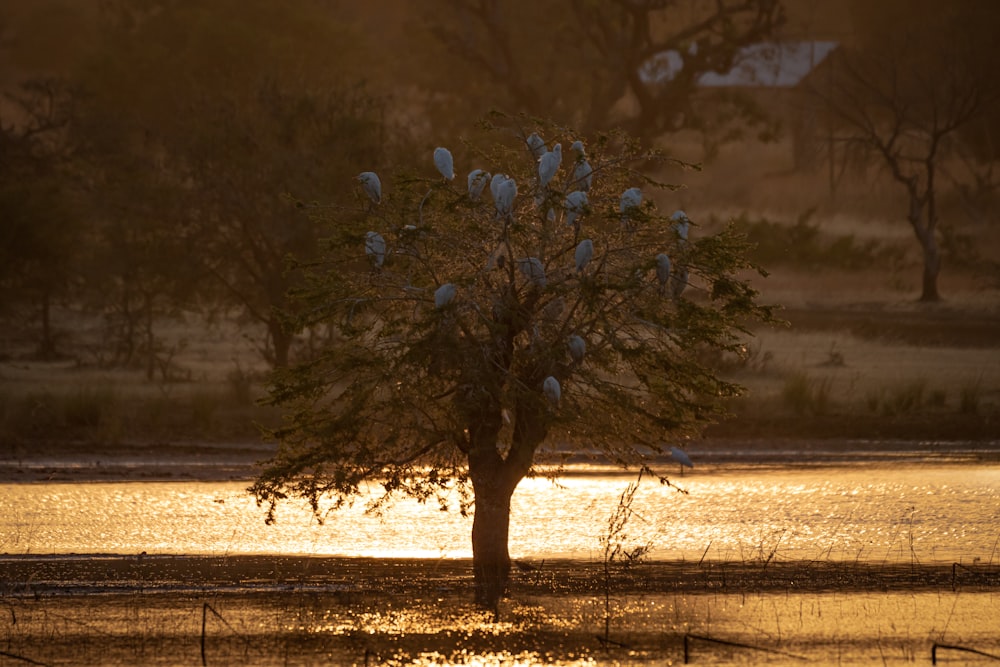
1,1,396,370
1,0,997,369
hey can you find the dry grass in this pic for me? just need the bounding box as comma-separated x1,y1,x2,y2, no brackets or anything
1,556,998,666
3,137,999,449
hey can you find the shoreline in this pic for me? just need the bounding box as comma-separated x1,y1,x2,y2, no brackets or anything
2,438,998,484
4,553,998,598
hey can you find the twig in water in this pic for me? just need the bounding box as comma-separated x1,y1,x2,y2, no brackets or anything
201,602,252,666
0,650,50,666
932,642,1000,665
683,633,808,664
698,541,712,566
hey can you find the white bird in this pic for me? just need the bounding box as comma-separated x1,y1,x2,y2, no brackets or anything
526,132,547,159
467,169,490,201
670,265,688,300
570,141,593,191
490,173,506,201
671,210,690,244
433,147,455,180
670,445,694,471
655,253,671,287
543,376,561,407
564,190,588,228
358,171,381,204
538,143,562,188
567,335,586,364
620,187,642,222
434,283,456,309
364,231,386,267
517,257,546,288
495,177,518,220
573,158,593,192
575,238,594,273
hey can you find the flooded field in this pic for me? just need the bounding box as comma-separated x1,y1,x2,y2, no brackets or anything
2,460,999,563
1,556,998,666
2,457,999,665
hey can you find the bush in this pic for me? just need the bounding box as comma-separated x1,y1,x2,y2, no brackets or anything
781,372,833,416
728,210,906,270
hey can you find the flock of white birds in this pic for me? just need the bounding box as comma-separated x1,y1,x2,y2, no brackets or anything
355,133,694,468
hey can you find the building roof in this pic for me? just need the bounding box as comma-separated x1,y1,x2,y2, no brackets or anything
640,41,839,89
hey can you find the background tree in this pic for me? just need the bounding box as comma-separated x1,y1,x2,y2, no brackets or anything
74,0,392,367
178,82,390,368
422,0,785,145
819,0,999,301
0,78,83,359
252,116,775,612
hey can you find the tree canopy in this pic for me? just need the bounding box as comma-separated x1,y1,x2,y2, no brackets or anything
251,115,776,610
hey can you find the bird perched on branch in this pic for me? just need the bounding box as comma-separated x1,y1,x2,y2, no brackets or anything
564,191,588,229
655,253,671,291
494,176,518,220
468,169,490,201
620,187,642,225
434,283,456,309
433,147,455,180
538,143,562,189
570,141,593,191
543,376,561,407
517,257,546,288
358,171,381,205
567,335,586,364
671,210,691,245
526,132,547,159
364,231,386,268
575,239,594,273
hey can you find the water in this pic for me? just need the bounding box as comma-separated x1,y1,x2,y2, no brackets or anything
2,459,999,665
2,461,998,564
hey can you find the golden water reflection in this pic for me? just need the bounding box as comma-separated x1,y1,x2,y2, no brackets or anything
5,584,996,665
2,463,998,562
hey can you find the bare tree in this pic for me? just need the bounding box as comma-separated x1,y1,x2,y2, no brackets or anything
817,10,997,301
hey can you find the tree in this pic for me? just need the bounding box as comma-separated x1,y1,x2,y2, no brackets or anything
251,116,775,612
178,82,390,367
0,78,83,359
818,1,999,301
421,0,785,144
75,0,392,367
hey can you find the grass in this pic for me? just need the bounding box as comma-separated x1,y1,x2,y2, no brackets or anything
4,308,999,448
728,209,909,270
1,556,998,666
2,188,999,450
780,371,833,416
0,377,275,453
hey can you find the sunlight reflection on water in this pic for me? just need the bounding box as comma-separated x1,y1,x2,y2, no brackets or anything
1,463,998,563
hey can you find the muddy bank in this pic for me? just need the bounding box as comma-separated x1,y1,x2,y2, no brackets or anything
2,439,998,484
2,555,998,666
4,554,998,598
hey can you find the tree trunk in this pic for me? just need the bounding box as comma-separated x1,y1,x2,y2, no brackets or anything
37,288,56,360
268,317,292,368
470,477,514,614
909,195,942,303
465,378,548,613
919,238,941,302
